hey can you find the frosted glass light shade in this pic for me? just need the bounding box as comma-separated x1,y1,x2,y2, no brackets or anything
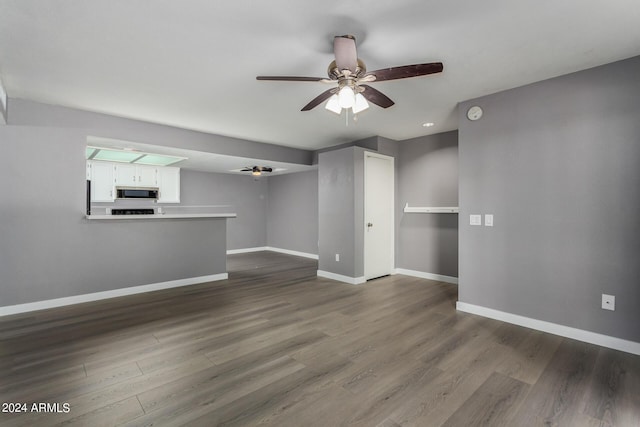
325,94,342,114
352,93,369,114
338,86,355,108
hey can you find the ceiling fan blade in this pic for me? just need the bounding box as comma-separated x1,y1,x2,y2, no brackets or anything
366,62,443,82
240,168,252,171
256,76,326,82
334,35,358,72
360,85,395,108
262,167,273,172
301,88,335,111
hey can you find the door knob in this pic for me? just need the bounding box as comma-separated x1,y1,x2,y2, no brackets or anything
367,222,373,228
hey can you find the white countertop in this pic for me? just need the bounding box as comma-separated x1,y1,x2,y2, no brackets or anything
86,213,237,220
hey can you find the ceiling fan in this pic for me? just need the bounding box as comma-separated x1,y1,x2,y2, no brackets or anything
241,166,273,176
256,35,443,114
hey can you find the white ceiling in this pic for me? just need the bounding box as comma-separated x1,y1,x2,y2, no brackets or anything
1,0,640,151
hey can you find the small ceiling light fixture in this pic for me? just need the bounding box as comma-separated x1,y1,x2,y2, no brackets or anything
422,122,435,127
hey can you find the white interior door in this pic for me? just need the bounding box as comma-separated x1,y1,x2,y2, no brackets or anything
364,152,394,280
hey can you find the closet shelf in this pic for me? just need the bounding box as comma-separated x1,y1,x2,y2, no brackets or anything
403,203,459,214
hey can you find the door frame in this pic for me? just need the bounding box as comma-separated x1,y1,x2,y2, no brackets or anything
363,151,395,280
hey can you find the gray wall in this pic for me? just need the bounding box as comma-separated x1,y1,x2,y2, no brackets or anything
376,136,400,158
458,55,640,342
397,131,458,277
181,170,268,250
9,98,313,165
267,170,318,255
1,99,317,308
311,136,379,165
317,146,366,278
0,126,227,307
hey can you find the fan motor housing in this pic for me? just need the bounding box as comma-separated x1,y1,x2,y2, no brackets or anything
327,59,367,80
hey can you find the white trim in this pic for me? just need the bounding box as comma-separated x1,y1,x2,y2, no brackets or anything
317,270,366,285
403,203,459,214
364,151,395,280
456,301,640,356
0,74,7,124
226,246,318,260
266,247,318,260
364,151,395,161
87,213,236,220
226,246,268,254
0,273,228,317
394,268,459,285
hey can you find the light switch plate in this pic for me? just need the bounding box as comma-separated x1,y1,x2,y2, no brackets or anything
485,214,494,227
602,294,615,311
470,215,482,226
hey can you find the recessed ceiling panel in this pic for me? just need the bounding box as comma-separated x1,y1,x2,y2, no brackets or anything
93,149,142,163
134,154,185,166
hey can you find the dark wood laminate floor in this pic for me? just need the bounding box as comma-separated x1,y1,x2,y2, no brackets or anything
1,252,639,426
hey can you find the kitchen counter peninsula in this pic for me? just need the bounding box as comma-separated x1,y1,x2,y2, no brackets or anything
76,210,234,307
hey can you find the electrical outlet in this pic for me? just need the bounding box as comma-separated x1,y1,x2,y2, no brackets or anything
470,214,482,226
335,254,340,262
602,294,615,311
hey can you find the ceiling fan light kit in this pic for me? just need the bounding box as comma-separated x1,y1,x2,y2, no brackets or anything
257,35,443,120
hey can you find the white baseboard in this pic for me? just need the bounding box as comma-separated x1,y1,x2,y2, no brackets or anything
266,247,318,260
0,273,228,317
317,270,366,285
227,246,318,260
394,268,458,285
226,246,268,254
456,301,640,356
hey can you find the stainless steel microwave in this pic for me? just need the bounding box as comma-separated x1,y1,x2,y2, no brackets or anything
116,187,159,199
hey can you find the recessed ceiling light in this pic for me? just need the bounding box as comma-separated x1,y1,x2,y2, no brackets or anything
422,122,435,127
87,146,186,165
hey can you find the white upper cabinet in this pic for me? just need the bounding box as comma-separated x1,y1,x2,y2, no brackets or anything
137,165,158,187
157,167,180,203
114,164,136,187
87,161,115,202
115,164,158,187
88,161,179,204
